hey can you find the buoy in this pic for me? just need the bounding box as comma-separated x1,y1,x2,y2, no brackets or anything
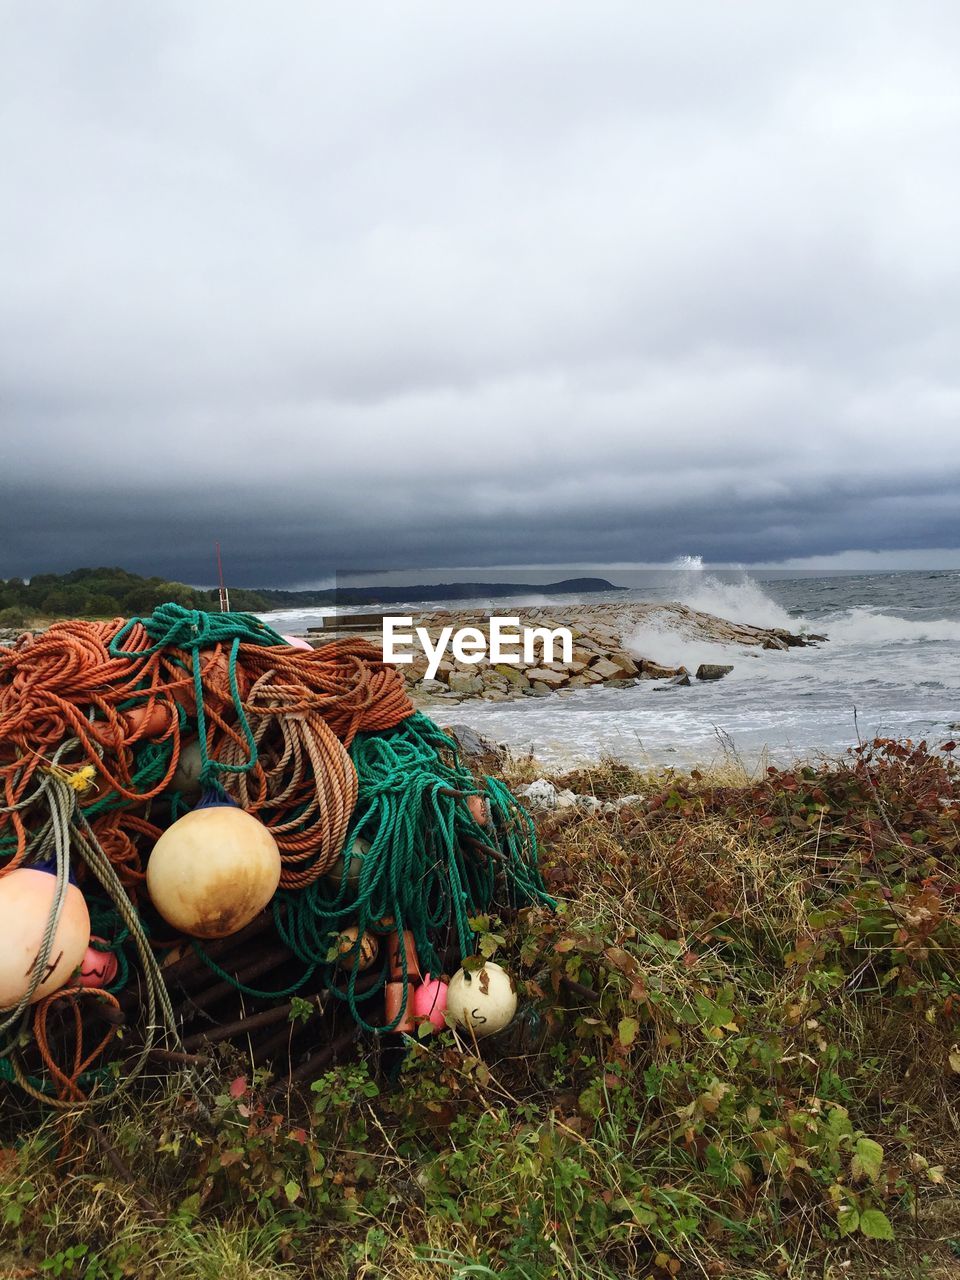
0,868,91,1007
412,974,448,1030
74,940,118,989
282,634,313,651
124,701,173,739
146,801,281,938
384,981,415,1033
171,739,204,795
335,925,379,971
325,835,372,891
446,961,517,1037
388,929,421,981
466,794,491,827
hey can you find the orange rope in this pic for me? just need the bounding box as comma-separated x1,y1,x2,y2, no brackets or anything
213,673,358,885
30,987,121,1103
237,637,413,745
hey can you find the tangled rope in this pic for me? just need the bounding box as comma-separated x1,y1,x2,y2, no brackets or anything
0,603,546,1102
275,712,553,1032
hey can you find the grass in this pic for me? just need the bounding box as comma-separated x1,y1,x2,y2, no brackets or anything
3,737,960,1278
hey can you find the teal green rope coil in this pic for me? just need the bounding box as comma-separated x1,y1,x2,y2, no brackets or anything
277,712,554,1033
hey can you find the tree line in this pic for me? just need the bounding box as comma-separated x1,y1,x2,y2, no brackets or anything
0,567,271,627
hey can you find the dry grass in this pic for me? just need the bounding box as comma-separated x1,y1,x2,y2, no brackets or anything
3,741,960,1278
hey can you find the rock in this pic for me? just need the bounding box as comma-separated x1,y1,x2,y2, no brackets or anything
696,664,734,681
518,779,554,806
605,651,639,677
653,673,691,690
761,636,788,651
617,793,644,807
447,671,484,695
589,657,625,680
530,681,555,697
482,671,510,692
495,664,531,691
419,678,447,694
604,677,637,689
443,724,505,764
518,780,574,808
638,660,679,680
523,667,567,687
574,795,603,814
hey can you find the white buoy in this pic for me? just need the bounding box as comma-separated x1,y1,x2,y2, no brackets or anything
325,835,372,891
0,868,91,1007
446,961,517,1037
146,804,281,938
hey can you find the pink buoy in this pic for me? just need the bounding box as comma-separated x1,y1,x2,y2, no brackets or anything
412,973,448,1030
75,940,119,989
282,634,313,651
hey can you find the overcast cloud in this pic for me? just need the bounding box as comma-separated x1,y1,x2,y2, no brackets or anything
2,1,959,585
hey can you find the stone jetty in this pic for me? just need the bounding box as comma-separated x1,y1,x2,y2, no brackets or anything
314,602,824,704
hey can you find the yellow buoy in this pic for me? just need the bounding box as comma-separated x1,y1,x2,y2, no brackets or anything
335,925,379,971
0,868,91,1008
146,803,281,938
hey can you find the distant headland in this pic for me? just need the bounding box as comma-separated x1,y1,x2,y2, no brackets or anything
0,567,621,626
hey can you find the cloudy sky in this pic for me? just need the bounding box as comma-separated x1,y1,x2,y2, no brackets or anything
2,2,959,586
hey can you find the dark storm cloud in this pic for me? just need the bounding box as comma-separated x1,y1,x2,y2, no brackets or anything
2,1,960,584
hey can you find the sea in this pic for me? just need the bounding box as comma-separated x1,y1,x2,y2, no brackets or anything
257,565,960,771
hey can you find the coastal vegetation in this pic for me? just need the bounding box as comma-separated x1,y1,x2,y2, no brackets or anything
0,568,268,628
3,737,960,1278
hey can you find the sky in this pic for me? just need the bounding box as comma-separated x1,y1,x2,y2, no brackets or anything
2,1,959,587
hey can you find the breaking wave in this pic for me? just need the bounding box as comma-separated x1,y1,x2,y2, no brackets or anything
673,573,797,631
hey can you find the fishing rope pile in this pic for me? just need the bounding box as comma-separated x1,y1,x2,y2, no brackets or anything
0,604,551,1105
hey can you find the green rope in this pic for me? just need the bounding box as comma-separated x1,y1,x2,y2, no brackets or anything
188,939,318,1000
108,603,287,657
109,604,287,787
277,712,553,1033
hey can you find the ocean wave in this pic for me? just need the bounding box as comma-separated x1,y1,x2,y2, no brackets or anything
825,607,960,647
672,572,799,631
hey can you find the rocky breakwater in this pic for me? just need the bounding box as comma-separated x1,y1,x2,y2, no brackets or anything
332,602,823,704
